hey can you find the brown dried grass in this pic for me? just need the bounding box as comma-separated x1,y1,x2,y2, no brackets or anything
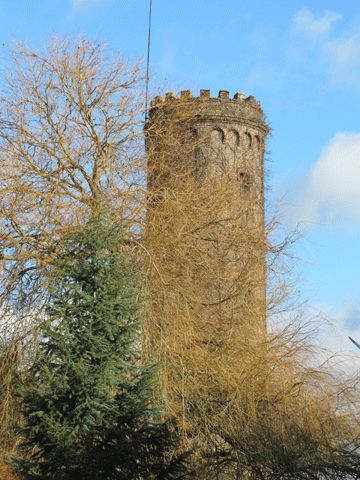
142,105,360,477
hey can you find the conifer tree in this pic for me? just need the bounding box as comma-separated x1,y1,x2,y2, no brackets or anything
11,216,191,480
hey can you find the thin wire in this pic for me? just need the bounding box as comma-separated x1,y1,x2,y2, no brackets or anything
144,0,153,121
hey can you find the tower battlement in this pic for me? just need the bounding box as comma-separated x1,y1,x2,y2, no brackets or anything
149,89,267,131
151,89,261,107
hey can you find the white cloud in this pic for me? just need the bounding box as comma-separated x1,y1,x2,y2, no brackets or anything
315,301,360,374
326,34,360,86
290,132,360,228
328,36,359,65
289,9,360,89
70,0,105,13
269,301,360,375
341,303,360,332
291,8,342,38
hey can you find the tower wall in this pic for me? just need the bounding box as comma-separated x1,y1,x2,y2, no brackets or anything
145,88,268,323
144,89,269,434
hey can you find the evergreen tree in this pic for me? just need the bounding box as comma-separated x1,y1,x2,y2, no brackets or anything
11,217,191,480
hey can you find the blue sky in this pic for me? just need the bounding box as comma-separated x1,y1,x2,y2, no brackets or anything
1,0,360,357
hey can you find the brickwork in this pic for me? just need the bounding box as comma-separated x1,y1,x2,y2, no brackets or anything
146,89,268,309
144,91,269,437
147,89,267,213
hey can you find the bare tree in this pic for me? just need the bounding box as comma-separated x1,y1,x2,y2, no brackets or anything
0,38,146,473
0,38,145,314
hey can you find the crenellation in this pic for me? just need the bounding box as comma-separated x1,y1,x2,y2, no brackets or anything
149,89,266,129
150,95,164,107
245,95,261,108
180,90,192,99
165,91,176,101
151,90,264,109
234,92,245,100
200,89,211,99
218,90,229,99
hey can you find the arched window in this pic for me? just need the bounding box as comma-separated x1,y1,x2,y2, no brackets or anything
194,146,204,167
245,132,252,148
186,128,198,147
254,134,261,151
189,128,198,140
237,171,252,198
194,147,205,182
228,129,240,148
211,128,225,144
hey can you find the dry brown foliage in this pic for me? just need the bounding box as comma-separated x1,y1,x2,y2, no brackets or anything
0,38,360,480
0,38,145,313
0,38,146,470
143,102,360,478
0,457,18,480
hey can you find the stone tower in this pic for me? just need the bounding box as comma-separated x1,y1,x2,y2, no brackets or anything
145,88,268,323
144,89,269,436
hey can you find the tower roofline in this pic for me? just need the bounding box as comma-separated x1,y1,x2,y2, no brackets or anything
148,89,268,133
150,89,262,110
